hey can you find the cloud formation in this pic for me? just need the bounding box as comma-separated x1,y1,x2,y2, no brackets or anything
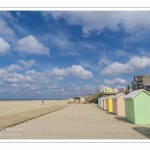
0,38,10,55
14,35,50,55
100,56,150,76
98,58,111,66
52,65,94,79
115,50,127,57
42,11,150,37
127,56,150,69
105,78,127,85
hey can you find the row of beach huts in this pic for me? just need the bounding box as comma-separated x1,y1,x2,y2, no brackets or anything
98,89,150,125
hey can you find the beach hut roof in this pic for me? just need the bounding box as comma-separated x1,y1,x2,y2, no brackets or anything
113,93,125,99
104,96,109,99
102,86,110,89
108,95,114,98
124,89,150,99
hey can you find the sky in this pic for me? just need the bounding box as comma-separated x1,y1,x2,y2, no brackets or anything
1,11,150,99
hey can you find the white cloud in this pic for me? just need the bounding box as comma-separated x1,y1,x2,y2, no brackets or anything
14,35,50,55
115,50,127,57
7,60,37,72
52,65,94,79
80,61,98,71
115,85,126,89
98,58,111,66
100,62,134,76
105,78,127,85
42,11,150,38
100,55,150,76
127,56,150,69
0,19,14,35
17,59,36,68
0,38,10,55
7,64,22,72
16,12,24,18
49,33,73,50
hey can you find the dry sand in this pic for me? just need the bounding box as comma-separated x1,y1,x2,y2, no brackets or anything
0,100,150,139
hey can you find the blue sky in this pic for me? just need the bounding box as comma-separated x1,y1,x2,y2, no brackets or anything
1,11,150,99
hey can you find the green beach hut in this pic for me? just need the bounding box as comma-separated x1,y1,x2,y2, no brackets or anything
124,89,150,124
100,97,104,109
98,97,101,108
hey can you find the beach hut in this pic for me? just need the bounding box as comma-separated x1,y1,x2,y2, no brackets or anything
100,97,105,109
107,95,114,113
113,88,118,93
108,88,113,93
80,97,85,103
103,96,109,110
98,97,101,108
124,89,150,124
113,93,126,116
103,87,110,93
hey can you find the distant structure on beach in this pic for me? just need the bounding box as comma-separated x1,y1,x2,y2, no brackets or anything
74,96,85,103
131,75,150,92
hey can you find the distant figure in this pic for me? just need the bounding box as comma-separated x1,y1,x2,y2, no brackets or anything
42,100,44,105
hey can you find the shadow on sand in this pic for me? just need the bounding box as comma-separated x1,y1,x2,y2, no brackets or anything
132,127,150,139
106,112,114,115
114,116,131,124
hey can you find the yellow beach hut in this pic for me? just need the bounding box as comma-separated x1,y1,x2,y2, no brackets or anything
108,88,113,93
107,95,114,113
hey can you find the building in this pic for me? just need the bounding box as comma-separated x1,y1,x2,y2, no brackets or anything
132,75,150,91
74,96,85,103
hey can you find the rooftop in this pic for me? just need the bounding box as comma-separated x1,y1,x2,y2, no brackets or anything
124,89,150,99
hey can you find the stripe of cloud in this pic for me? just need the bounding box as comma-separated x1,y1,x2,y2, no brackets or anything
42,11,150,38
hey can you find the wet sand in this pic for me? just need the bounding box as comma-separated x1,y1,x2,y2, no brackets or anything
0,101,150,139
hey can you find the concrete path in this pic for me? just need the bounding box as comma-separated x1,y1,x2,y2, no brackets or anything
0,104,150,139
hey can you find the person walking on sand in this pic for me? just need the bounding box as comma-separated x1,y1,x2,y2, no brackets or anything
42,100,44,105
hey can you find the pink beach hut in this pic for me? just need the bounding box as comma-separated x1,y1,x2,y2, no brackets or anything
113,93,126,116
103,96,109,110
113,88,118,93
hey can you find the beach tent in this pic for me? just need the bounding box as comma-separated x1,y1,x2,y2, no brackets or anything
124,89,150,124
113,93,126,116
107,95,114,113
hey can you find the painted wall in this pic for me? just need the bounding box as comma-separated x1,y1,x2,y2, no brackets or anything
107,97,113,112
80,97,85,103
113,98,117,115
117,94,126,116
113,88,118,93
108,88,113,93
100,98,104,108
134,92,150,124
124,99,135,124
103,87,109,93
103,99,107,110
98,98,101,108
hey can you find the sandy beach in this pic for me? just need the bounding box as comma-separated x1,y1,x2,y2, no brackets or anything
0,100,150,139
